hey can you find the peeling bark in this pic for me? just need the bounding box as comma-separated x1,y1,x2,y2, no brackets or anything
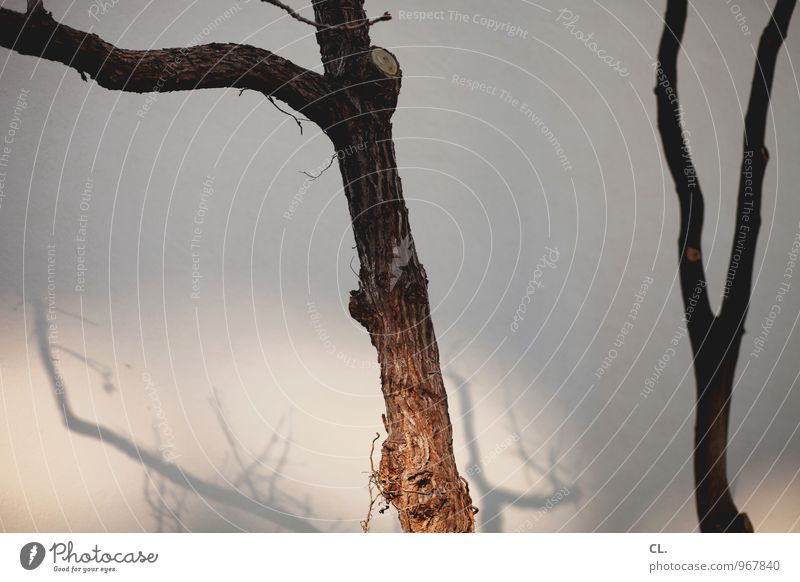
313,0,476,533
334,118,475,532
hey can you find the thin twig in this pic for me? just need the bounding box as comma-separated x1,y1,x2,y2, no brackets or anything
343,11,391,29
300,154,336,180
261,0,320,27
360,432,383,532
267,95,309,134
261,1,391,30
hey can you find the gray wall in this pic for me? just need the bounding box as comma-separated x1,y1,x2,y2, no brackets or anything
1,0,799,532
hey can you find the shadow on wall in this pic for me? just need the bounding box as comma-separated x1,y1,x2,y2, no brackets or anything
450,373,580,532
29,298,321,532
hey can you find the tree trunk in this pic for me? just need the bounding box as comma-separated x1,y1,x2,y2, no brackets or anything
0,0,476,533
330,119,475,532
657,0,796,532
307,0,475,532
692,325,753,532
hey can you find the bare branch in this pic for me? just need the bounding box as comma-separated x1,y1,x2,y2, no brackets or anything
262,0,390,31
0,7,333,124
262,0,321,28
300,153,336,180
654,0,714,343
267,95,309,134
719,0,797,324
362,11,392,28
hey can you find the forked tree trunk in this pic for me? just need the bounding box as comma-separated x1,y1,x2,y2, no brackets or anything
657,0,795,532
330,118,475,532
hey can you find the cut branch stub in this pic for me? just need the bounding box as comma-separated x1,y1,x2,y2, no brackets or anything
350,46,401,114
370,47,398,76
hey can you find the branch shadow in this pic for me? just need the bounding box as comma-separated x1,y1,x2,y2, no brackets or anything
449,373,579,532
30,298,321,532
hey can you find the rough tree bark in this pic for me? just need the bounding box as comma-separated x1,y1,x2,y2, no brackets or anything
0,0,474,532
655,0,796,532
310,1,475,533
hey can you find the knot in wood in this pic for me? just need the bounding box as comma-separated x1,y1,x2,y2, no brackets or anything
348,288,377,329
404,282,428,305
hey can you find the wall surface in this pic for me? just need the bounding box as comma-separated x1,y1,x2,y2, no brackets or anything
1,0,799,532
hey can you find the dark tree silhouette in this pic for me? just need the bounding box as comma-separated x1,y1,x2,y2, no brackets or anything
1,0,475,531
655,0,796,532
